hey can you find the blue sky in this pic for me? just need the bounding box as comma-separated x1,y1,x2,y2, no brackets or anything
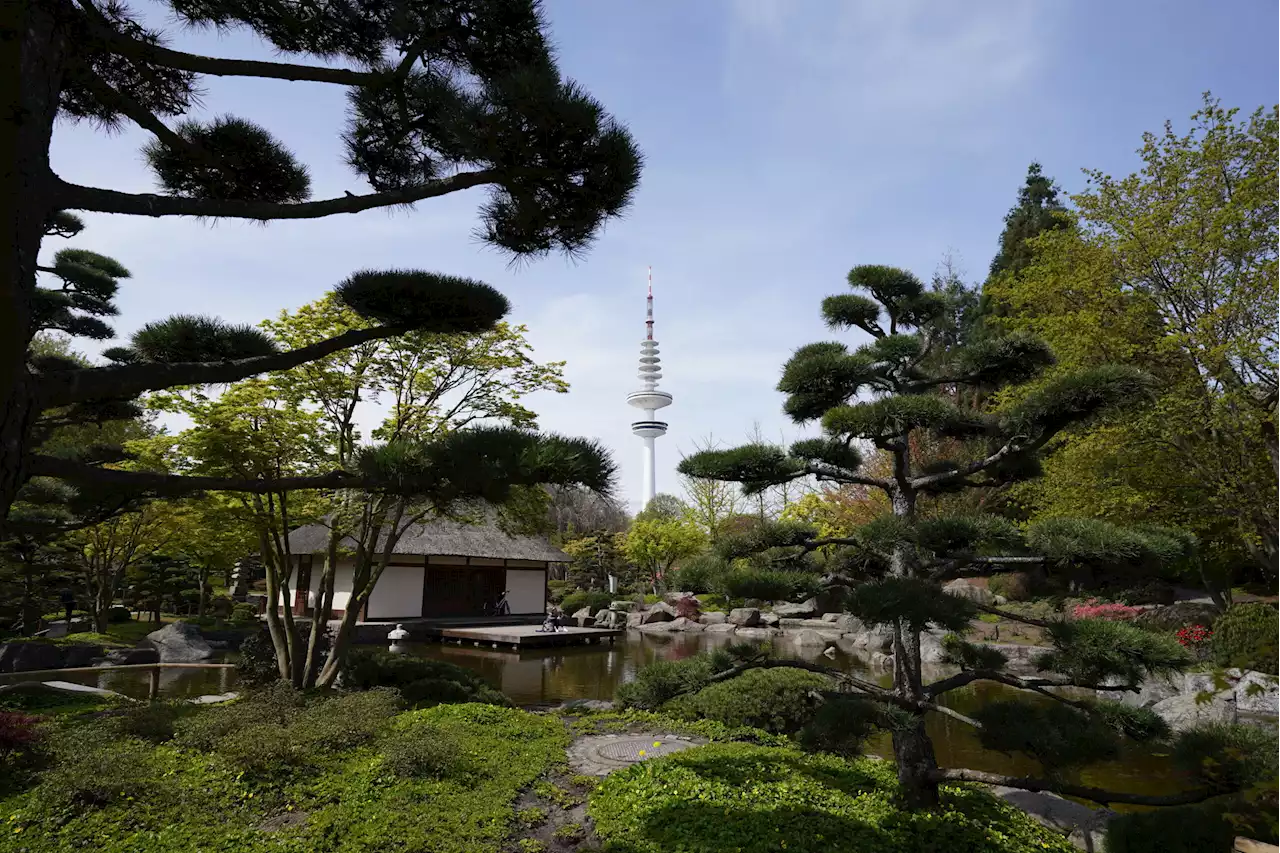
48,0,1278,512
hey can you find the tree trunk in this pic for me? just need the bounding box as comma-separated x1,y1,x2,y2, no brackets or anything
0,0,69,526
892,719,942,810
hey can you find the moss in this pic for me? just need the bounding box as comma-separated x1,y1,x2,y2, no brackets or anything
588,743,1079,853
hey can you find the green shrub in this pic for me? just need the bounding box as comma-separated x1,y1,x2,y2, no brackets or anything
669,554,726,594
39,726,162,808
1211,603,1279,674
1172,722,1278,793
615,652,732,711
341,647,509,708
718,568,800,602
174,681,308,751
547,579,572,604
560,589,614,616
988,572,1033,601
106,605,133,624
208,596,235,618
105,701,189,743
588,743,1077,853
230,602,259,624
380,724,463,779
666,667,829,734
290,687,402,751
1105,802,1236,853
214,722,302,773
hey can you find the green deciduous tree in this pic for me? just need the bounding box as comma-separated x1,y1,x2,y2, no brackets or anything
2,0,640,526
679,436,744,542
678,262,1235,810
621,513,707,594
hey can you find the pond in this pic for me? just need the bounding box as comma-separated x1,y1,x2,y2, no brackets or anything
0,657,239,701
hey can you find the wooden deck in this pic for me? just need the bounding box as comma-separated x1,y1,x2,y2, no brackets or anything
430,624,623,649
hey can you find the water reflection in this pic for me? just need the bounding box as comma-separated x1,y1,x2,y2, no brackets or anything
0,659,238,701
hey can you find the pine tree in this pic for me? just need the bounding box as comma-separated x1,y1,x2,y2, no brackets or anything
988,162,1069,278
679,264,1271,810
1,0,641,526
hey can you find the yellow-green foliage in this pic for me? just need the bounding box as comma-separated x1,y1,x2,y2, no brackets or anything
589,743,1078,853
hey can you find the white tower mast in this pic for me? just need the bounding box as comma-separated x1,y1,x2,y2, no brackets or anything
627,266,673,511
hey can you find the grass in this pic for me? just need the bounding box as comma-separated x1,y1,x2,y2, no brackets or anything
2,700,569,853
588,742,1079,853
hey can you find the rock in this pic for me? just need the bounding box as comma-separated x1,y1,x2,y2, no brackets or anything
142,621,214,663
556,698,615,713
992,594,1008,606
61,644,105,668
626,611,644,628
773,600,818,618
735,627,780,642
1235,671,1279,716
1151,693,1236,732
663,591,697,605
761,613,781,628
667,617,704,633
943,579,994,605
992,787,1116,853
1100,674,1180,708
189,692,239,705
99,647,160,666
704,623,738,634
595,609,625,629
833,614,862,634
820,613,840,623
868,651,894,669
0,642,64,673
35,680,123,698
697,611,727,625
572,607,595,627
727,608,761,627
638,621,676,633
791,629,830,648
919,632,947,664
846,624,894,652
609,600,637,612
639,604,675,624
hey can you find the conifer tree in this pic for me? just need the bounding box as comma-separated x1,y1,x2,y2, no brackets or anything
679,264,1272,810
1,0,641,525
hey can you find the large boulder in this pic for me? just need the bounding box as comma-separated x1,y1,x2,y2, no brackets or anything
791,629,830,648
820,613,841,623
1235,670,1279,716
571,607,595,627
919,632,948,664
143,621,214,663
761,613,781,628
773,600,818,618
868,651,894,669
100,647,161,666
1151,693,1235,732
667,617,704,633
626,611,645,628
0,642,64,673
846,624,894,652
697,611,727,626
727,608,761,627
639,603,676,624
942,579,994,605
61,644,106,668
704,623,738,634
638,621,676,634
833,614,862,634
735,626,780,642
594,609,626,629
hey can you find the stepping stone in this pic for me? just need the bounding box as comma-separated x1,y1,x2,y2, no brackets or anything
566,733,702,776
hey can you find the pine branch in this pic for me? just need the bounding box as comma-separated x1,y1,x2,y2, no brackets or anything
805,463,895,492
38,325,409,407
909,439,1023,489
70,65,228,172
929,556,1047,580
970,602,1057,628
932,768,1223,807
26,455,364,496
54,169,500,221
701,658,896,703
77,0,378,87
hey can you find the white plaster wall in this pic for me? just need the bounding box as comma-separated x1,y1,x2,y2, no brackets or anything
367,565,425,619
505,569,545,614
308,560,355,612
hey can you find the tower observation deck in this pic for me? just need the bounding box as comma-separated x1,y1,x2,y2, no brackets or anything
627,267,672,509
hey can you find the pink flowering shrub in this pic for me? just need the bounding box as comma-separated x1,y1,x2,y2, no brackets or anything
1070,598,1142,621
674,595,701,620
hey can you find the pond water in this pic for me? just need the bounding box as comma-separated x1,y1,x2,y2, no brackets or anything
0,656,238,701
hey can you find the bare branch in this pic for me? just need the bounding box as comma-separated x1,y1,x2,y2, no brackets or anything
932,768,1223,807
54,169,501,221
970,602,1059,629
38,324,410,407
804,463,894,493
926,668,1137,701
909,439,1023,489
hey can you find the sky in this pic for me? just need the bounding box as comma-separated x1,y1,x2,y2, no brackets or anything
47,0,1279,513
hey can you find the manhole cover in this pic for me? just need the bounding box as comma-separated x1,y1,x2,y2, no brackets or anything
596,738,688,762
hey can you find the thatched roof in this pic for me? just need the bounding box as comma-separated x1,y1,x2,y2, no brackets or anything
285,516,569,563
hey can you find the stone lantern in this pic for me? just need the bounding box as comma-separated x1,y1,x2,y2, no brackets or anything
387,623,410,654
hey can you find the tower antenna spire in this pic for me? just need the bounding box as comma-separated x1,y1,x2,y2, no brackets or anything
628,266,673,513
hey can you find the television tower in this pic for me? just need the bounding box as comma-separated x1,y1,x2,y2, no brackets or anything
627,267,673,511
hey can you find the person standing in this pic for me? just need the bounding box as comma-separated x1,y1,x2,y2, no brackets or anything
59,588,75,623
